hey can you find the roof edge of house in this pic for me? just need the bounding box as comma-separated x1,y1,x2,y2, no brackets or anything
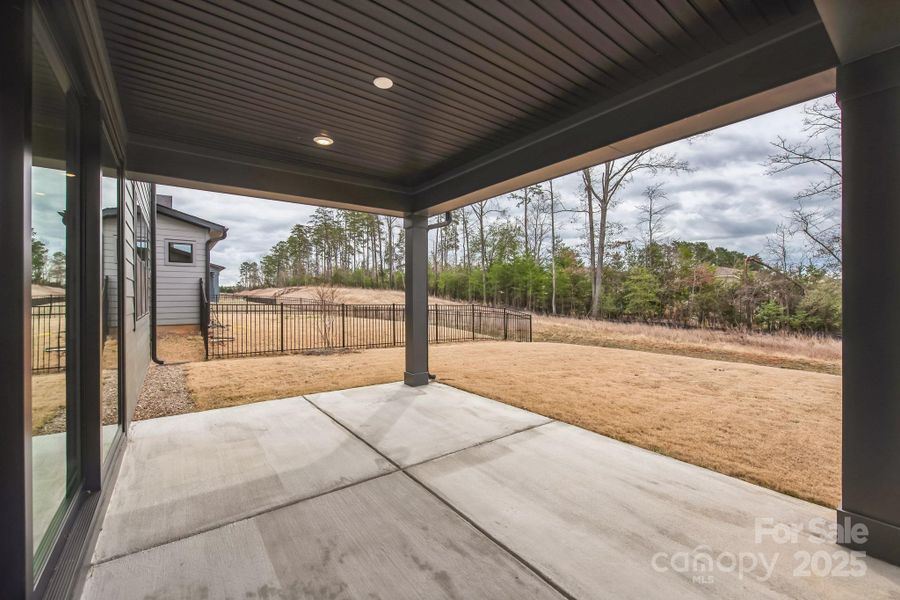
102,205,227,236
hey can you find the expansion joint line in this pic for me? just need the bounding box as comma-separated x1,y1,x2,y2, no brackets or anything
302,396,574,600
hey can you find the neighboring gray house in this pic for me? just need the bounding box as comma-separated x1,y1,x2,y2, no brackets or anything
208,263,225,302
103,195,227,328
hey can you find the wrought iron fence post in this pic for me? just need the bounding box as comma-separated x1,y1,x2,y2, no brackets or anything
503,307,508,340
433,304,439,343
280,302,285,353
471,304,475,340
341,304,346,348
392,303,397,346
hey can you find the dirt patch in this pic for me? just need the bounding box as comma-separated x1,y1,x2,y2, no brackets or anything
134,364,194,420
157,332,206,363
182,341,841,507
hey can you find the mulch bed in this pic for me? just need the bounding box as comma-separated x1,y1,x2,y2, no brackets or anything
133,364,194,420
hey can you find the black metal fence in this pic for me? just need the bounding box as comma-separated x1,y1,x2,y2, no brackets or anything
32,296,66,374
205,301,531,359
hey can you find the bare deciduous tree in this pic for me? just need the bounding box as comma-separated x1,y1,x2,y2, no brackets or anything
548,178,557,315
637,183,672,266
470,199,503,302
766,95,842,270
581,151,689,317
791,202,842,269
312,284,345,348
766,222,791,273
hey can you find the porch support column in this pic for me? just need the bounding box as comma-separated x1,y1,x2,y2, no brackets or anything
404,213,429,386
838,44,900,566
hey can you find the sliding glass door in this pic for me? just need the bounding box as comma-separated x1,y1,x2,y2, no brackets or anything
30,35,78,570
101,136,123,461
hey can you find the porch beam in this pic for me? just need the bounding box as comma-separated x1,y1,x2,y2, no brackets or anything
125,138,411,216
838,44,900,566
403,214,429,386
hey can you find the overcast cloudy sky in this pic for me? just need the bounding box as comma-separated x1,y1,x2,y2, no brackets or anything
158,94,838,285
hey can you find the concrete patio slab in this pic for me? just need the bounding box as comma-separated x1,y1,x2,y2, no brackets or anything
83,382,900,599
306,381,550,467
410,421,900,599
83,472,563,600
92,396,395,562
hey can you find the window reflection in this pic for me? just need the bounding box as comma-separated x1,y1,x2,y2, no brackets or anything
101,139,121,460
31,37,75,567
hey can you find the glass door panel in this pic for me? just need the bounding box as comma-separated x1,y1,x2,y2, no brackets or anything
101,139,121,460
31,36,77,569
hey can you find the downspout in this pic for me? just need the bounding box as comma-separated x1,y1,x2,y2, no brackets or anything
205,226,228,298
424,212,452,380
205,240,213,299
149,183,164,364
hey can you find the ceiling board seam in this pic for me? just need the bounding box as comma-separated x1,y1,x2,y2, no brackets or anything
498,0,631,88
439,0,604,97
106,46,474,156
101,23,501,144
353,0,576,108
107,0,525,130
168,0,539,126
116,82,450,169
282,0,562,119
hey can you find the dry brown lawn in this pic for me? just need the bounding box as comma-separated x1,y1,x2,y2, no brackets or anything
32,369,119,434
533,315,842,374
157,331,206,362
184,341,841,508
32,372,67,433
235,287,841,374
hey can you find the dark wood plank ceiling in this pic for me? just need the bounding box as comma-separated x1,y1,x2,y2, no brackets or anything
97,0,816,188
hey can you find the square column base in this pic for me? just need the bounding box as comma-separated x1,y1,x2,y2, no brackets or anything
837,508,900,566
404,371,430,387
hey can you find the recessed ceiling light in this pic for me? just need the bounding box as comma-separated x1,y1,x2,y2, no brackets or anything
373,76,393,90
35,192,45,196
313,135,334,146
65,172,76,178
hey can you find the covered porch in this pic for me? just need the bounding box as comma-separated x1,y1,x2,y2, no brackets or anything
82,383,900,599
6,1,900,597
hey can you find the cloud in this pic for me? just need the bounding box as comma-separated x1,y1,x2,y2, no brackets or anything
156,186,318,284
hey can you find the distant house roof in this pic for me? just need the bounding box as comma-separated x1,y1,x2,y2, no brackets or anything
102,204,227,239
714,267,741,281
209,263,226,271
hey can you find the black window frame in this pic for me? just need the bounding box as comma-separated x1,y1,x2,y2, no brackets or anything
167,240,194,264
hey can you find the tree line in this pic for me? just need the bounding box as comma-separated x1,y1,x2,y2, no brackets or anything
234,96,842,335
31,230,65,288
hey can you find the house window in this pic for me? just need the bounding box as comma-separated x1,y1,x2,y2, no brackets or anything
134,201,151,319
168,241,194,264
